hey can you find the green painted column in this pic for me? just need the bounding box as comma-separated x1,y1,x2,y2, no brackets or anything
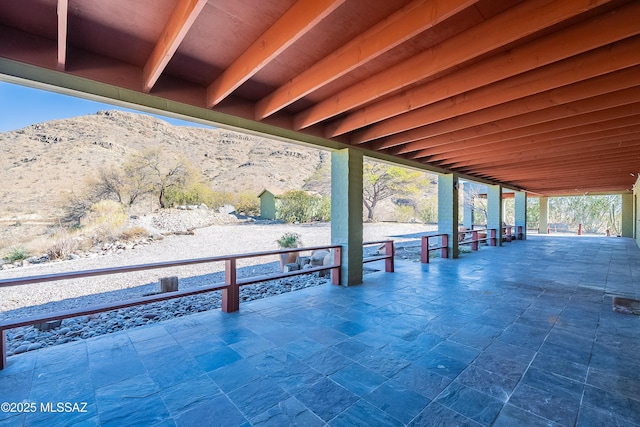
621,193,633,238
514,191,527,240
438,174,459,258
331,148,363,286
539,197,549,234
487,185,503,246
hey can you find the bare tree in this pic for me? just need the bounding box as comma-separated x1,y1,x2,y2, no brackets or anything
124,147,192,208
90,168,125,204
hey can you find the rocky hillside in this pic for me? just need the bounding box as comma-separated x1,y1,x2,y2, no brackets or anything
0,109,327,222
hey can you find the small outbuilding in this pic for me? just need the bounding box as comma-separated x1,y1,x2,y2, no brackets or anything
258,189,276,219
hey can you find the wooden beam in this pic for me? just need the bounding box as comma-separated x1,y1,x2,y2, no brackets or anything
474,171,637,188
370,66,640,157
507,173,637,185
449,137,640,171
254,0,477,119
343,2,640,142
449,140,640,172
208,0,346,108
427,135,640,170
143,0,208,93
351,36,640,144
395,99,640,157
424,112,640,162
294,0,616,130
57,0,68,71
439,132,640,170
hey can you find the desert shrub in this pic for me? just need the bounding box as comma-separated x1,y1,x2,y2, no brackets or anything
233,192,260,216
164,182,215,207
119,226,149,241
394,205,416,223
208,191,235,210
311,196,331,222
416,197,438,223
204,191,260,216
276,190,313,223
46,232,80,260
82,200,128,243
276,190,330,223
5,247,29,263
276,232,302,248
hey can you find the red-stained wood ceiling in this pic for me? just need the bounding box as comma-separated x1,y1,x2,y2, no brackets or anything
0,0,638,196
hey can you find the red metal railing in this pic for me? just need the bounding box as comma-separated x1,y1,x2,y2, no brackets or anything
421,228,514,263
458,228,494,250
363,240,395,273
421,233,449,263
0,240,397,369
0,245,342,369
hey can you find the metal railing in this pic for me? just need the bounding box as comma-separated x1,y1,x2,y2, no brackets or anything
0,240,398,369
421,228,523,263
363,240,395,272
0,245,343,369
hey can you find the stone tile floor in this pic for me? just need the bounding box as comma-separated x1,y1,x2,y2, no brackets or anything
1,235,639,426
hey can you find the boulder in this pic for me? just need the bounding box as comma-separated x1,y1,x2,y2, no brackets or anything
310,250,329,267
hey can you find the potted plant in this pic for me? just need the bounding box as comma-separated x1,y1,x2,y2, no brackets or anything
277,232,302,271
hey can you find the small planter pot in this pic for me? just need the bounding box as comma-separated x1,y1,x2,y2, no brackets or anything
279,251,299,271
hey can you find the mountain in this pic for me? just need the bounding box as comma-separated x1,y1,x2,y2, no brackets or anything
0,109,328,222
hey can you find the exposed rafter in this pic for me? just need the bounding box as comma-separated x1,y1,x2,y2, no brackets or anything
395,100,640,158
294,0,615,131
438,126,639,167
413,105,640,161
56,0,68,71
142,0,208,93
254,0,477,120
376,68,640,154
345,3,640,143
207,0,346,108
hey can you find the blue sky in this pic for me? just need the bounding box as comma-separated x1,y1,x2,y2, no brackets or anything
0,81,210,132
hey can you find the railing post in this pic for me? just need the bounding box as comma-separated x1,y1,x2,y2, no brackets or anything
222,258,239,313
331,247,342,285
0,329,6,370
421,236,430,264
384,241,394,272
490,229,497,246
441,234,449,259
471,230,478,251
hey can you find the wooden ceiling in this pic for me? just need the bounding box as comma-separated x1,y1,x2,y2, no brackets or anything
0,0,638,195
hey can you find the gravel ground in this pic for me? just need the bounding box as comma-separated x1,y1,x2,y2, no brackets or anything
0,220,433,356
0,221,435,319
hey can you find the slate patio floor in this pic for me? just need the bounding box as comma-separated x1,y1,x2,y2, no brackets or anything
1,235,639,426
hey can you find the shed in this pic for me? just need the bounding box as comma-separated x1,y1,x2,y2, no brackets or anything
258,189,276,219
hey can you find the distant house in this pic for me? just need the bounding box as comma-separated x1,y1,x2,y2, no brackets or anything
258,189,277,219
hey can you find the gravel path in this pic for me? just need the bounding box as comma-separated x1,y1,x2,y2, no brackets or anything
0,221,434,319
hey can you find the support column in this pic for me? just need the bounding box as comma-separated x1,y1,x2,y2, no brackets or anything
462,182,475,229
621,193,633,238
438,174,459,258
539,197,549,234
514,191,527,240
331,148,363,286
487,185,503,246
